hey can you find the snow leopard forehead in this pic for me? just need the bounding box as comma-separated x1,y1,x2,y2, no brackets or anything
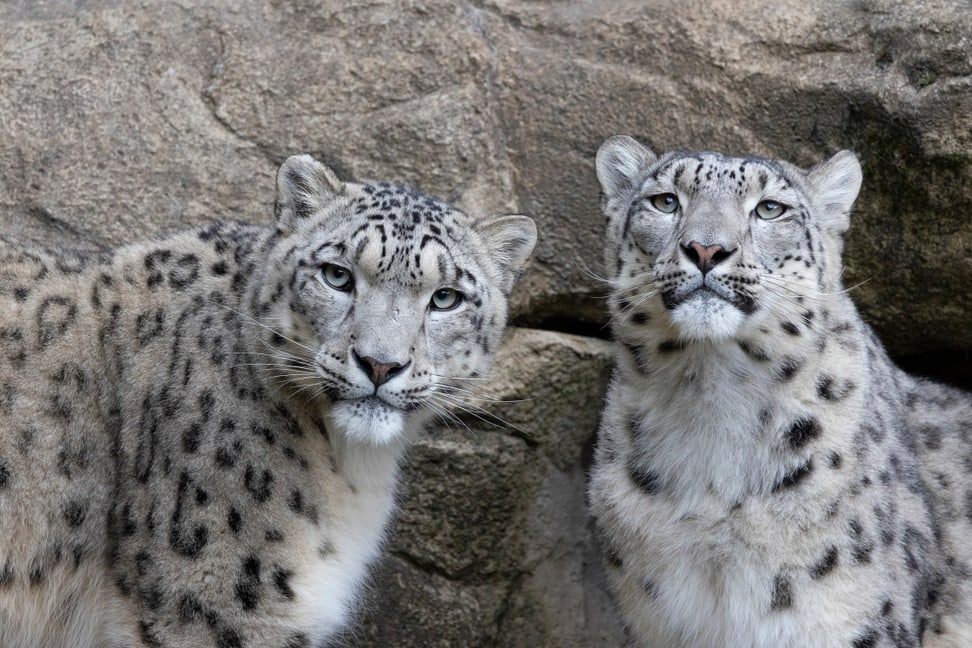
317,182,476,287
637,150,805,202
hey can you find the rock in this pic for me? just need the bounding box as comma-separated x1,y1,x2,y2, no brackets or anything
355,328,621,647
479,0,972,370
1,0,969,375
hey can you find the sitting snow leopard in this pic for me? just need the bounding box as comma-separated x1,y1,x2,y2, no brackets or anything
0,154,536,648
589,135,972,648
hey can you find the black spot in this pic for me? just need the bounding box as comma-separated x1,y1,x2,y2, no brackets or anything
772,459,813,493
215,444,240,469
244,465,274,503
785,417,821,450
29,565,46,587
272,565,295,600
144,249,172,289
216,628,244,648
117,503,137,536
0,561,14,588
919,424,942,451
265,529,284,542
182,423,203,453
234,555,261,611
0,383,16,413
178,592,204,623
169,254,200,290
776,356,803,381
642,580,658,598
809,546,838,579
280,633,308,648
135,308,166,344
141,585,163,611
0,464,9,489
169,471,209,558
140,620,162,647
135,550,152,576
657,339,684,353
631,311,649,325
36,296,78,348
852,628,878,648
253,425,275,446
827,451,842,469
63,500,87,528
873,503,896,546
287,489,304,514
738,340,770,362
770,573,793,610
605,547,623,568
901,526,928,573
816,375,855,402
228,507,243,535
628,462,661,495
780,321,800,336
849,518,874,564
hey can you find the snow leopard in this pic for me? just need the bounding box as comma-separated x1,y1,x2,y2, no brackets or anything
589,135,972,648
0,154,536,647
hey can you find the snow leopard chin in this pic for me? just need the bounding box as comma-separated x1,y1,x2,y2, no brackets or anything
668,291,745,341
330,397,406,446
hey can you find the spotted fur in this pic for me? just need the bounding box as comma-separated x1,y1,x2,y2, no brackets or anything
589,135,972,648
0,154,536,647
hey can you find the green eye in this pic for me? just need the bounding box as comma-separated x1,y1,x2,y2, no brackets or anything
649,193,679,214
755,200,787,220
322,263,353,291
430,288,462,311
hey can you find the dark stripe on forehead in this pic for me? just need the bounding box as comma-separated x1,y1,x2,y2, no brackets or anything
419,234,447,251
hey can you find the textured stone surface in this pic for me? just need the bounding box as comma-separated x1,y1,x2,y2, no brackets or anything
0,1,969,645
481,0,972,363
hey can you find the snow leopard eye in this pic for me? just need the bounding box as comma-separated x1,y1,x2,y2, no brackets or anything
430,288,463,311
321,263,353,291
649,193,679,213
755,200,787,220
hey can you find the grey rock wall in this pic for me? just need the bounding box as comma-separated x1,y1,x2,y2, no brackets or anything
0,1,969,645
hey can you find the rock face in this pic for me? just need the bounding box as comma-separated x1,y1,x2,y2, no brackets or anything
0,1,969,645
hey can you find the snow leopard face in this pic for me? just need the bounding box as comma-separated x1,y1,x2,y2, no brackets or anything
255,155,536,444
596,136,862,344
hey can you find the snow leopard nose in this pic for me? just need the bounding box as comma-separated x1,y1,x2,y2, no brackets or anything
352,349,409,387
682,241,735,274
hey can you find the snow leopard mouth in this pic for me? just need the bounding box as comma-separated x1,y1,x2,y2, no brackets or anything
662,285,757,315
345,394,423,414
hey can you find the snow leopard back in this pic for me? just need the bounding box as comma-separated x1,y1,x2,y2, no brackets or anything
590,135,972,648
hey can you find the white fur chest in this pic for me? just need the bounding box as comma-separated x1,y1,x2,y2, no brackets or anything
290,422,410,643
591,341,876,647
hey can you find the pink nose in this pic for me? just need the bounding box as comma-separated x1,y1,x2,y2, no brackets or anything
353,350,408,387
683,241,734,274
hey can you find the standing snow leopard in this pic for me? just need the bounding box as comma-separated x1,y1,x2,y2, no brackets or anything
589,135,972,648
0,154,536,648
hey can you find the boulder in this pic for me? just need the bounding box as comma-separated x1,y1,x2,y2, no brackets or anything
1,0,969,375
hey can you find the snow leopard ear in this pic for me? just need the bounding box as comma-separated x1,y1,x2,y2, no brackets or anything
805,150,863,234
274,154,345,232
474,214,538,294
596,135,657,205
